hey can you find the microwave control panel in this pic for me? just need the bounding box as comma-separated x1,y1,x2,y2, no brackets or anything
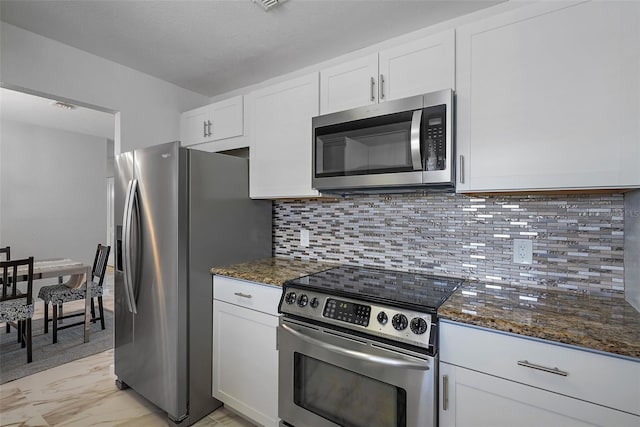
423,104,447,171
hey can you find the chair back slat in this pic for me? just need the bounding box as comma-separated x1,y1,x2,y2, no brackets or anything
0,246,10,261
0,257,34,304
91,244,111,286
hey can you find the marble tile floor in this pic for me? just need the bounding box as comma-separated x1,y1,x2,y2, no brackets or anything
0,349,257,426
1,268,257,427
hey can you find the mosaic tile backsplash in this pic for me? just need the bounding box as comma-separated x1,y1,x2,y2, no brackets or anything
273,193,626,295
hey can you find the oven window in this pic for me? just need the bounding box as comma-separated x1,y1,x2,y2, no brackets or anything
294,353,406,427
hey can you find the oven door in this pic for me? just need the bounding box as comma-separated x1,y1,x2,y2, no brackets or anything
278,318,436,427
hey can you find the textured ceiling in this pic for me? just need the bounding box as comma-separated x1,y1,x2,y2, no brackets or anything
0,0,502,97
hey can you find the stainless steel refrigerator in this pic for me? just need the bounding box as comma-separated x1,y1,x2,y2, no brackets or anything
113,141,272,425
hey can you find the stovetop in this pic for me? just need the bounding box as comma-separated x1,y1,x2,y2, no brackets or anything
280,265,463,351
285,265,462,313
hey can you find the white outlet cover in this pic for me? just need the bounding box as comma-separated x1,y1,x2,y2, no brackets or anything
513,239,533,264
300,229,310,247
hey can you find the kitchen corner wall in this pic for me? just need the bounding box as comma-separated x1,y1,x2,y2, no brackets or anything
274,192,626,295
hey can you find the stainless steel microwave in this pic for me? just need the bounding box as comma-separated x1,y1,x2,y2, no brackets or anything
312,89,454,193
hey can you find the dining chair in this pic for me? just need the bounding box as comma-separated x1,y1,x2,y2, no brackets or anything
38,244,110,344
0,256,35,363
1,246,11,333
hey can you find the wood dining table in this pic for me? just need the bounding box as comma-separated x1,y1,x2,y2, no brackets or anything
9,258,94,343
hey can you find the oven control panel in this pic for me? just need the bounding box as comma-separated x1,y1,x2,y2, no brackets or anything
323,298,371,326
279,286,434,349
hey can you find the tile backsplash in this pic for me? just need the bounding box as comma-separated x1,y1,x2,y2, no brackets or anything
273,193,626,295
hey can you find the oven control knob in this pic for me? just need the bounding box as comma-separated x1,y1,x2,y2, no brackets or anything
285,292,297,305
377,311,388,325
392,314,408,331
310,297,319,308
410,317,428,335
297,294,309,307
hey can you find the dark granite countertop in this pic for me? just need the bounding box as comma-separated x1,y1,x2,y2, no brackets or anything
438,282,640,360
211,257,336,287
212,257,640,359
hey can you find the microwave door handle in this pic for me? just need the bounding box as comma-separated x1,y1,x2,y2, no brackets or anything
410,110,423,170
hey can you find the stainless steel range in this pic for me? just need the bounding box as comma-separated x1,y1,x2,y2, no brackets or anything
277,265,462,427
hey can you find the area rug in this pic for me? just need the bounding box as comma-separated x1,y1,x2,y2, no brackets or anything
0,310,113,384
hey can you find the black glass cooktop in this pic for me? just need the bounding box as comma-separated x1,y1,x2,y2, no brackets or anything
285,265,462,313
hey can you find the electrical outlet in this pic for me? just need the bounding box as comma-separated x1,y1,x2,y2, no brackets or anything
300,229,310,248
513,239,533,264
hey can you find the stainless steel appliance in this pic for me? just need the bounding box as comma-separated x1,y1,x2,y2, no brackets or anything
277,265,462,427
312,89,455,193
114,141,272,425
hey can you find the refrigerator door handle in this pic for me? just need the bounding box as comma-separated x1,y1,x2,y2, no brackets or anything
122,179,139,314
130,179,141,314
122,179,134,313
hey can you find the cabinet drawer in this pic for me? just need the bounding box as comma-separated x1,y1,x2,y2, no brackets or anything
440,321,640,415
213,276,281,316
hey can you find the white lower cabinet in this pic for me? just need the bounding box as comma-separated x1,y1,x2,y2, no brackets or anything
439,321,640,427
439,362,637,427
212,276,281,427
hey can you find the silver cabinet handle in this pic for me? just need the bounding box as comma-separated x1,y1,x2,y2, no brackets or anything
370,77,375,102
517,360,568,377
442,375,449,411
410,110,423,170
234,292,252,299
380,74,385,100
459,155,465,184
203,121,208,138
207,120,212,137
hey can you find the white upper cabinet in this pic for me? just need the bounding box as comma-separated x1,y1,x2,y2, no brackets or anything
378,30,455,103
248,73,320,199
180,105,209,146
180,95,244,147
320,30,455,114
456,1,640,192
320,54,379,114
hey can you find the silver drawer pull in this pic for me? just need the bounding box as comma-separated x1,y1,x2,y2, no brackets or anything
234,292,252,299
517,360,568,377
442,375,449,411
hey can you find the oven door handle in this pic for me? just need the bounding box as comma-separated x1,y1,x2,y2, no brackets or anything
281,323,430,370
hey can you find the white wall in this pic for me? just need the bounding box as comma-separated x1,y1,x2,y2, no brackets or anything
1,120,107,266
0,22,209,154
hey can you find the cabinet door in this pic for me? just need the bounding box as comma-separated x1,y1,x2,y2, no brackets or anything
439,363,639,427
379,29,455,102
180,105,209,146
210,95,244,141
456,1,640,192
212,300,279,427
249,72,320,198
320,53,378,114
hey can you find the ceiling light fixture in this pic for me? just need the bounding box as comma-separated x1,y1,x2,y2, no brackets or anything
252,0,283,12
51,101,77,110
